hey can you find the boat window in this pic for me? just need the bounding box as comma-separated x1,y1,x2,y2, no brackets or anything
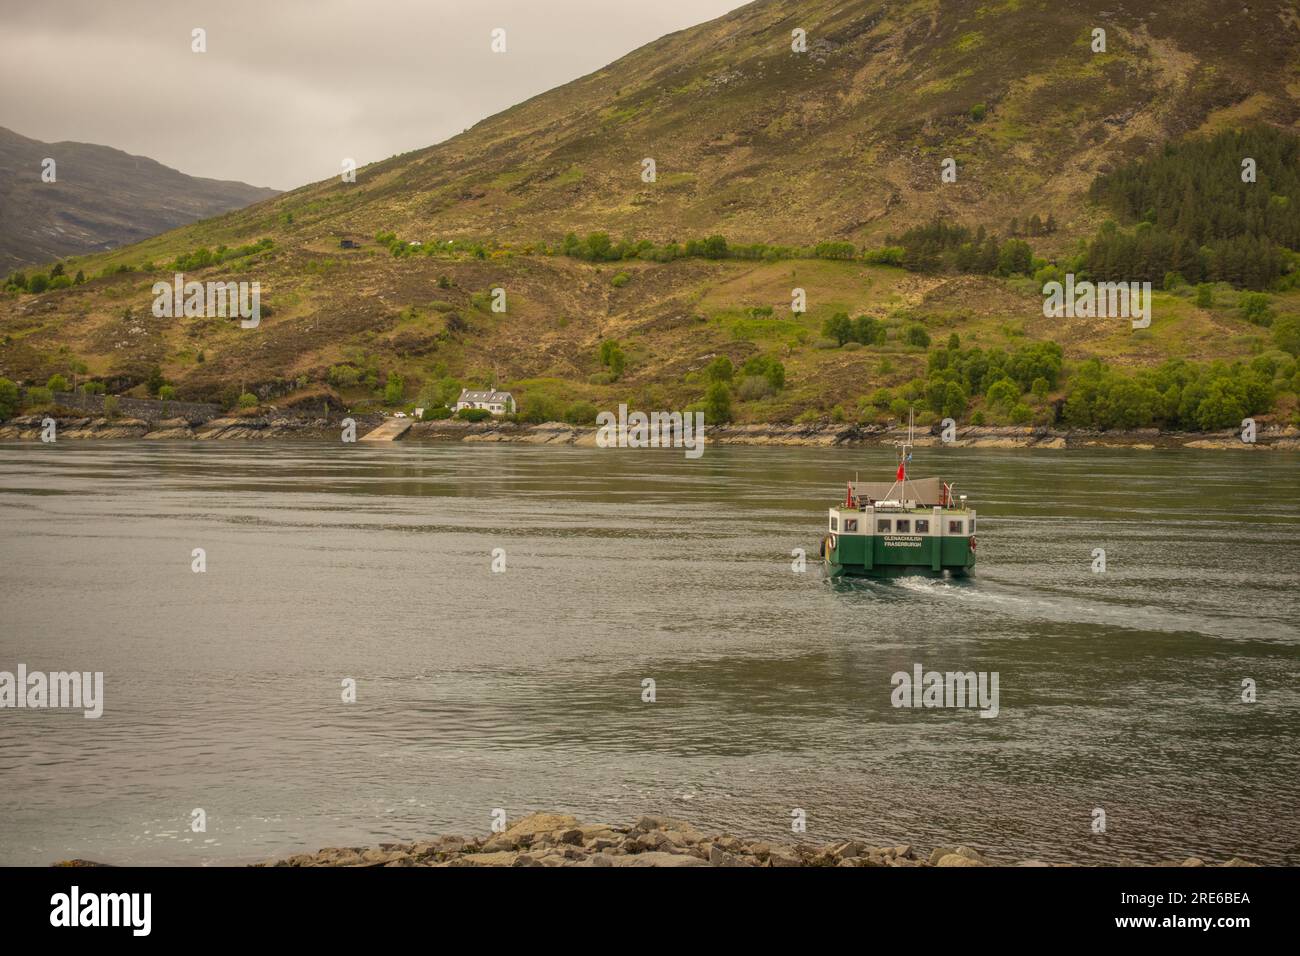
845,519,858,533
895,519,910,533
915,519,929,533
971,516,976,532
948,520,963,534
830,515,839,531
876,519,891,533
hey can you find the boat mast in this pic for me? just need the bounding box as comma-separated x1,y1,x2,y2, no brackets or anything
900,407,914,503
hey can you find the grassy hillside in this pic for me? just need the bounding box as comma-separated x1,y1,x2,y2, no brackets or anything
1,0,1299,430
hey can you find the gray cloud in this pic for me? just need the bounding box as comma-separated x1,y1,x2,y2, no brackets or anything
0,0,750,190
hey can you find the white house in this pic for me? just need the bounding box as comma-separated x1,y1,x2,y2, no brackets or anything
454,388,515,416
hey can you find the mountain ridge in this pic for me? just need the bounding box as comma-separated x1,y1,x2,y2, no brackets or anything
0,126,279,271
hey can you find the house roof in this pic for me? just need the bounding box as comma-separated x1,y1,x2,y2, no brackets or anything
458,389,513,403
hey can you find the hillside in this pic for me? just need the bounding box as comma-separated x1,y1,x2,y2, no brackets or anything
1,0,1299,432
0,126,279,271
111,0,1297,252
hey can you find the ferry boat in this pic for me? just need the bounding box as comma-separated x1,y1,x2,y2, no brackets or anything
820,416,976,576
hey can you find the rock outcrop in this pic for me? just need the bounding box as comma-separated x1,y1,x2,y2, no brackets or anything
4,415,1296,450
245,813,1260,868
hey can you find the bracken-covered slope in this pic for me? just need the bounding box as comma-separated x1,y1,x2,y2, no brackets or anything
2,0,1299,424
249,0,1300,250
0,126,280,271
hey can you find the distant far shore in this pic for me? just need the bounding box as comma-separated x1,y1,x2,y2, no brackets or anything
1,414,1297,451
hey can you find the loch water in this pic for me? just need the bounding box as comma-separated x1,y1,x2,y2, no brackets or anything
0,441,1296,865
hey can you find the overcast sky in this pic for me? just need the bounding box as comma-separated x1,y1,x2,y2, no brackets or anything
0,0,751,191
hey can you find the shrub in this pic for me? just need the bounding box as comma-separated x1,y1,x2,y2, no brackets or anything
48,275,72,290
1273,316,1300,357
705,356,733,383
0,378,18,419
703,382,732,423
237,392,258,409
1034,264,1064,288
736,375,774,401
863,246,904,266
159,385,176,401
418,377,463,409
80,381,105,395
421,405,452,421
996,240,1033,276
700,235,728,260
942,383,968,418
867,388,891,408
985,378,1021,412
970,103,987,122
24,386,54,407
1010,402,1033,424
599,340,626,381
741,355,786,391
146,365,165,396
27,273,49,294
611,272,631,288
813,241,857,260
563,401,598,425
46,374,68,392
903,323,931,348
327,365,361,388
1195,283,1214,308
103,395,119,418
383,373,405,405
517,392,564,424
851,315,886,345
822,312,853,347
1239,292,1273,326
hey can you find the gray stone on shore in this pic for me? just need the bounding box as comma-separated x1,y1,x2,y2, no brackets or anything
615,851,710,867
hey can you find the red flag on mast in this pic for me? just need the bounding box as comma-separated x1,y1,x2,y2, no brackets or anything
896,461,906,481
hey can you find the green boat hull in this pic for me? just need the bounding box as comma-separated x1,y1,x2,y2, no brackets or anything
822,532,975,576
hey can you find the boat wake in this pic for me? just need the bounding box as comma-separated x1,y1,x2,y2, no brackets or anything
850,573,1291,643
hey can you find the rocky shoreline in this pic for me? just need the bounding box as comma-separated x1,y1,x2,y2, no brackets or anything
2,414,1297,450
241,813,1259,868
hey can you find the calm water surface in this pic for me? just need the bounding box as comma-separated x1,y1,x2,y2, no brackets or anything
0,441,1297,865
